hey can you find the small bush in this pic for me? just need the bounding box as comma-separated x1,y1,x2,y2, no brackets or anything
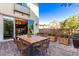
73,32,79,36
59,34,69,38
48,33,56,36
37,32,44,35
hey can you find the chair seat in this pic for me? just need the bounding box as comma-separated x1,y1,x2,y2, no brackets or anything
16,40,29,50
42,44,48,48
19,44,28,49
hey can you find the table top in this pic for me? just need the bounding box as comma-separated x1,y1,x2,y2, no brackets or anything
17,35,48,44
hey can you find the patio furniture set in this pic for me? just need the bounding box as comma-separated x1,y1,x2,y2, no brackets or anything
13,35,50,56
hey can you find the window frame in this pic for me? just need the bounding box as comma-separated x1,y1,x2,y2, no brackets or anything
17,3,27,8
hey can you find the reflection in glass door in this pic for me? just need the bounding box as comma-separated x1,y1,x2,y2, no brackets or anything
3,16,14,39
28,20,34,34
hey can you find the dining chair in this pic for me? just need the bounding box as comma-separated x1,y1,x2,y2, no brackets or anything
13,37,30,55
42,39,50,52
33,42,42,55
33,39,50,55
40,39,50,55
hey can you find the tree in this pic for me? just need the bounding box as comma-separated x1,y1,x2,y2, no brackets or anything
63,15,79,35
61,3,72,7
61,3,79,7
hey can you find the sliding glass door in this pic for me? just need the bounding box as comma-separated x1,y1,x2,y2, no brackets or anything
15,18,28,36
3,16,14,39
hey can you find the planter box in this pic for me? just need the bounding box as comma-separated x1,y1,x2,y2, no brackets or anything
58,37,69,45
48,36,57,42
72,37,79,48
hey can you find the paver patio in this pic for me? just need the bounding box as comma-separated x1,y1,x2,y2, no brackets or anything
0,40,78,56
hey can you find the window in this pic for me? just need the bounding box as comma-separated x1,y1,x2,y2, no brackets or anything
22,3,27,7
17,3,27,7
17,3,22,5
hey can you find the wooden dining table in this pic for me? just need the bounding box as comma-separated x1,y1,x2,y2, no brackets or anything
17,35,48,55
17,35,48,44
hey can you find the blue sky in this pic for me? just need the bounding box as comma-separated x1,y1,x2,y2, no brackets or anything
28,20,34,25
39,3,79,24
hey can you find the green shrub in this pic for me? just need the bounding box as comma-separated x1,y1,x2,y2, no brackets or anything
73,32,79,37
48,33,56,36
74,32,79,35
37,32,44,35
59,34,69,38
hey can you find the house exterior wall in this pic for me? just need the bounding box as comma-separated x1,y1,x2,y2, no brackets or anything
0,3,39,41
39,24,49,29
0,3,14,16
29,10,39,34
0,15,3,41
27,3,39,34
0,3,30,41
48,21,61,29
0,3,30,20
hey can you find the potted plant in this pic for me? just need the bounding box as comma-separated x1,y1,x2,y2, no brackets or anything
72,32,79,48
27,32,33,38
58,34,69,45
37,32,44,36
48,33,57,42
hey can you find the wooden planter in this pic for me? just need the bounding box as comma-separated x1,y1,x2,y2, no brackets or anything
48,36,57,42
58,37,69,45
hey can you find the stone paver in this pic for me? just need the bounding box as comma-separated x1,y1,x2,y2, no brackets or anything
0,40,79,56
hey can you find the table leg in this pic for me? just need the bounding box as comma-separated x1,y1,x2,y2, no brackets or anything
29,45,33,56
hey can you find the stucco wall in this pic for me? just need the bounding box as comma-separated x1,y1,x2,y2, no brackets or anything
0,3,29,20
0,3,39,41
29,9,39,34
27,3,39,34
0,3,14,16
0,15,3,41
27,3,39,18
